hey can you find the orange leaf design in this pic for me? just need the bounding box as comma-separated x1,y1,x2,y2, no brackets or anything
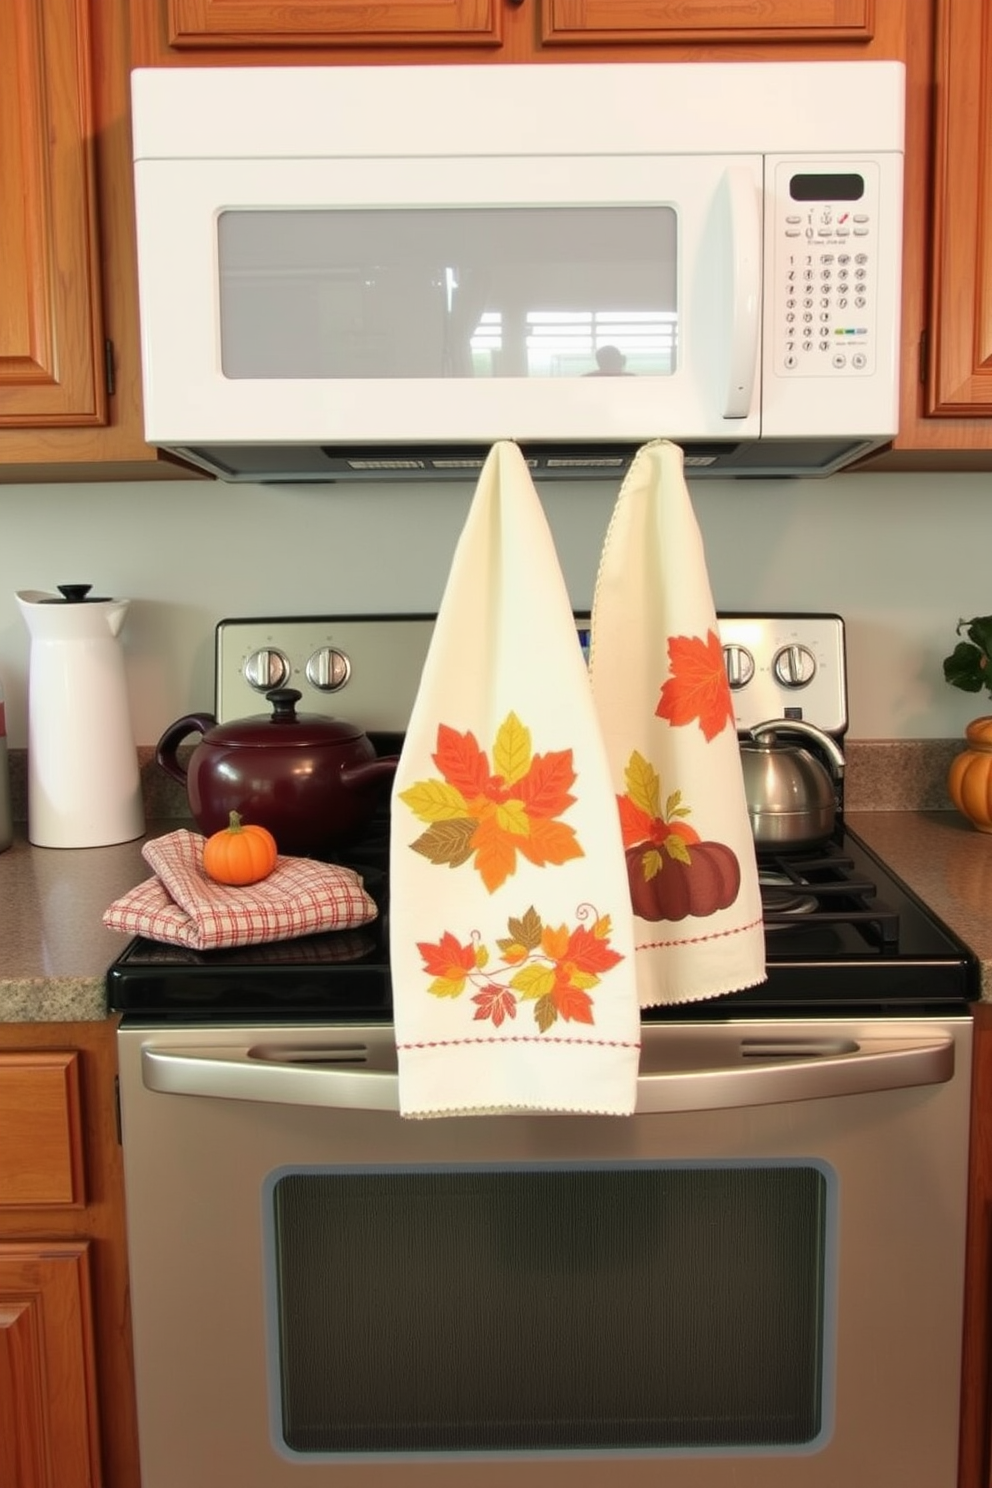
417,932,478,981
656,631,735,742
552,984,595,1024
432,724,495,798
515,750,577,819
617,794,656,849
515,816,583,870
565,923,625,977
470,814,520,894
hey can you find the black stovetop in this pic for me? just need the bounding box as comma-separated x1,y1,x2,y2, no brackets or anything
106,817,979,1026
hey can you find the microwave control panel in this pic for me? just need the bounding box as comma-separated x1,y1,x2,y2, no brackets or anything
771,160,880,379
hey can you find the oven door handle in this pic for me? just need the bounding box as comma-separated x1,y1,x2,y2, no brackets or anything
139,1031,956,1114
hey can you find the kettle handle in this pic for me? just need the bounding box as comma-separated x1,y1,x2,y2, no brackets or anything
155,713,217,785
749,718,846,780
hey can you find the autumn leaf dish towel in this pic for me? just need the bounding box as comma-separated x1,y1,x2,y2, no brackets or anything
589,439,766,1008
390,441,640,1119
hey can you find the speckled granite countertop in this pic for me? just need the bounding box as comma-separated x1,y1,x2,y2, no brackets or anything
0,825,170,1021
1,740,989,1022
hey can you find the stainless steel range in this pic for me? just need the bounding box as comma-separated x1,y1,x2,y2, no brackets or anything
108,613,978,1488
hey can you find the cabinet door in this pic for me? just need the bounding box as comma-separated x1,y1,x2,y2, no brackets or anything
0,1243,102,1488
167,0,503,47
541,0,875,45
0,0,106,428
928,0,992,417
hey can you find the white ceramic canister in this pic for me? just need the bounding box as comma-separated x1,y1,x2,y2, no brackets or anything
0,675,12,852
17,585,145,848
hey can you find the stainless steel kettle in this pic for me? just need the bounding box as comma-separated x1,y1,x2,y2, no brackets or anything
739,719,845,850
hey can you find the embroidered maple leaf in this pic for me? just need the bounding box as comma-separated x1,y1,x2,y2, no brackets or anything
656,631,735,741
471,985,517,1027
399,712,583,892
417,931,486,998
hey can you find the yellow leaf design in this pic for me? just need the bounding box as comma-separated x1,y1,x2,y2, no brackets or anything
570,970,600,990
642,847,664,881
510,963,557,1000
592,915,612,939
624,750,661,819
428,975,466,998
664,835,692,865
495,800,530,837
399,779,470,823
493,712,532,786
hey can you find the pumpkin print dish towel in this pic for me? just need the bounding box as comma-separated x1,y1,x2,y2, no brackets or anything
589,439,766,1008
389,441,640,1119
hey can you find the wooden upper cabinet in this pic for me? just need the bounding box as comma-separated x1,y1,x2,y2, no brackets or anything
0,0,106,428
167,0,504,48
542,0,876,46
927,0,992,417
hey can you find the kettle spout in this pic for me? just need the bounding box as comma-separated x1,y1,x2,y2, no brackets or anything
339,755,400,792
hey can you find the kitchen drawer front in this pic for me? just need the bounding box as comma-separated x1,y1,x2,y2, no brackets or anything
0,1053,85,1207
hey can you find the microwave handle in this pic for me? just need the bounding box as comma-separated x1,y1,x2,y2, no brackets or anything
722,165,762,419
139,1032,954,1115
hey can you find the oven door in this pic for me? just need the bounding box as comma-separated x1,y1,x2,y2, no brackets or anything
116,1016,971,1488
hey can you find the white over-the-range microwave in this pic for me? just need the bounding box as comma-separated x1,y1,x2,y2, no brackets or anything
129,61,904,483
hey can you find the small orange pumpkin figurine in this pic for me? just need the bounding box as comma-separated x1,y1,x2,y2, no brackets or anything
202,811,279,885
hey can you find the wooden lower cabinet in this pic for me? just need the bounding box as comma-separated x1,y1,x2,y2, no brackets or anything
0,1243,102,1488
0,1025,140,1488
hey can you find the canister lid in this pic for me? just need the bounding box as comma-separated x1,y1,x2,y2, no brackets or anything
41,584,113,604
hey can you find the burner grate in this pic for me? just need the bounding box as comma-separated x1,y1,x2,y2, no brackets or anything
758,848,900,951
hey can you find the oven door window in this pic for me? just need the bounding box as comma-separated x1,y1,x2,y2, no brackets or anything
263,1160,835,1460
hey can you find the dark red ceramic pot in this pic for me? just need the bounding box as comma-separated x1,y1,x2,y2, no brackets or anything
155,688,398,856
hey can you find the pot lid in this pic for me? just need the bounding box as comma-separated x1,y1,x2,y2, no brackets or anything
206,688,364,746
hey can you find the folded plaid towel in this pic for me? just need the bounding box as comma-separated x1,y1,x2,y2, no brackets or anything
103,830,377,950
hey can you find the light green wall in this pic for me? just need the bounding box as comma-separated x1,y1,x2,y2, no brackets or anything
0,469,988,745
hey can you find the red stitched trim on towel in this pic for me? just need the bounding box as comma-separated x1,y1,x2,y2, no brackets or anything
636,914,765,952
396,1035,642,1051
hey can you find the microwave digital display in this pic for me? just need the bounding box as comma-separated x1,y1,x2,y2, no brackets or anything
789,174,866,202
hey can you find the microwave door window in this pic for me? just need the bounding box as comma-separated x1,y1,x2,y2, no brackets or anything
215,208,678,381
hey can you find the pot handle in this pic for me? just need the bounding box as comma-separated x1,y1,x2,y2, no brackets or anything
155,713,217,785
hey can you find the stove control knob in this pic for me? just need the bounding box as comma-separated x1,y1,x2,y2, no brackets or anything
723,643,755,689
244,647,291,692
772,643,816,688
305,647,352,692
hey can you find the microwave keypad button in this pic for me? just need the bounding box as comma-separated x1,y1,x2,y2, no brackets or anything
832,353,847,368
784,354,798,369
852,352,868,369
853,213,870,223
786,228,801,237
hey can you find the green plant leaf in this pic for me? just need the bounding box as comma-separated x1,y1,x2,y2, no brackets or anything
944,639,992,696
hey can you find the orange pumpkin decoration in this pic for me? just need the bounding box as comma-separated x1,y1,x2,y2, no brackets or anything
947,717,992,833
202,811,279,885
625,839,741,923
